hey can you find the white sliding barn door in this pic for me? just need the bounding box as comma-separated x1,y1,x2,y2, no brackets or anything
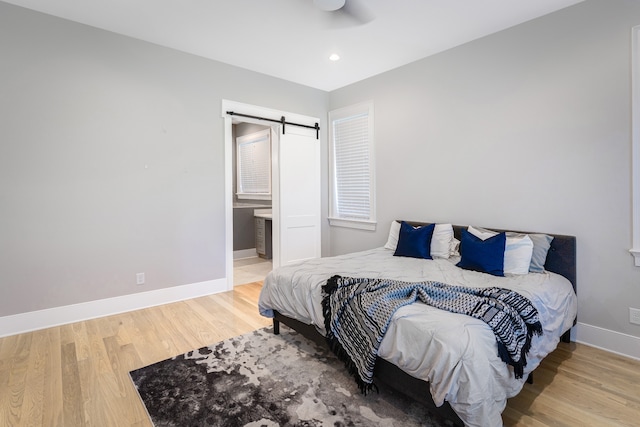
272,125,321,268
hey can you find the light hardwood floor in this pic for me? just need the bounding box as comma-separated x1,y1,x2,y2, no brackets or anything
0,282,638,426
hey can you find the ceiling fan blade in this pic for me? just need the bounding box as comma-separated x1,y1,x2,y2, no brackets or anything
313,0,374,29
313,0,346,12
339,0,374,26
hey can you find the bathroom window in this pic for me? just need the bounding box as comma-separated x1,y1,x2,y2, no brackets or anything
236,129,271,200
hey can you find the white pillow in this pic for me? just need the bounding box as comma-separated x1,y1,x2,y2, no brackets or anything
449,238,461,257
432,223,454,259
467,226,534,275
385,221,453,259
384,220,402,250
467,225,495,240
503,234,535,275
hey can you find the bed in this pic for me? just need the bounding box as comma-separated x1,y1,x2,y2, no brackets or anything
258,222,577,427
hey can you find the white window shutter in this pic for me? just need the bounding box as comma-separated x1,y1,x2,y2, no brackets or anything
329,102,376,230
334,113,370,219
236,129,271,199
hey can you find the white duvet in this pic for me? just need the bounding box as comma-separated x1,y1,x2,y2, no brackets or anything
258,248,577,427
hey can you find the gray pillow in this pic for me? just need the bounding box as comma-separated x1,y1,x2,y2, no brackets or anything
529,234,554,273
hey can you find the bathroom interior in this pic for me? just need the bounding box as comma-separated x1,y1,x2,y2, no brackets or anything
232,122,273,285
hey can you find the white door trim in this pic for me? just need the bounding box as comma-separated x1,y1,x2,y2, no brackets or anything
221,100,320,289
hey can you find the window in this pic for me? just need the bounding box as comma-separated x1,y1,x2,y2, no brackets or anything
329,102,376,230
236,129,271,200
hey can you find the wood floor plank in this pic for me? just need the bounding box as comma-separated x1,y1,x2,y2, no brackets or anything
0,282,638,427
185,295,256,342
106,312,135,348
507,381,606,427
0,356,12,426
521,361,639,425
214,288,273,331
41,328,64,427
181,298,236,342
78,358,120,427
153,300,213,352
102,336,150,426
127,308,175,366
4,333,33,427
61,342,84,427
506,341,640,427
69,322,91,362
20,329,49,427
0,359,22,426
58,323,75,348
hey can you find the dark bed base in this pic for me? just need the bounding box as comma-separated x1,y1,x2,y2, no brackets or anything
269,223,577,427
273,311,466,426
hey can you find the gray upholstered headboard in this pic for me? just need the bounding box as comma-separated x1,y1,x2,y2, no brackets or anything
401,221,577,294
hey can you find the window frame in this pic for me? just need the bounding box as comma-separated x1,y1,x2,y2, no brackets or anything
631,26,640,265
328,101,376,231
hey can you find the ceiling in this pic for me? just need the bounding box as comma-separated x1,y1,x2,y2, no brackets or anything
3,0,584,91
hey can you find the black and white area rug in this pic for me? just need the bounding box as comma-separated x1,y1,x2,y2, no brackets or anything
129,326,453,427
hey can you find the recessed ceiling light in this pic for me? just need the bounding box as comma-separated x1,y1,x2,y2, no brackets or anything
329,53,340,61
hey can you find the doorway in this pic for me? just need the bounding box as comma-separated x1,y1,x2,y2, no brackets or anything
231,122,273,286
222,100,321,290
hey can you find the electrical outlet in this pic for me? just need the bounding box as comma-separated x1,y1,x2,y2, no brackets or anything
630,307,640,326
136,272,145,285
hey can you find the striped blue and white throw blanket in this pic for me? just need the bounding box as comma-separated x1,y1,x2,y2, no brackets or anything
322,275,543,394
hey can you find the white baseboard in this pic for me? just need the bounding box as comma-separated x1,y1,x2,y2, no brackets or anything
234,248,258,259
0,278,228,338
575,322,640,361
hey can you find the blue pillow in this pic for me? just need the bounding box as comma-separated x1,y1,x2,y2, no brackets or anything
456,229,506,276
394,222,435,259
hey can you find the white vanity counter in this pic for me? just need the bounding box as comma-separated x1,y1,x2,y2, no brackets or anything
254,208,272,220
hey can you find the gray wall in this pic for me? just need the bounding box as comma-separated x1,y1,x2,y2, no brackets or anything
328,0,640,339
0,2,327,317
